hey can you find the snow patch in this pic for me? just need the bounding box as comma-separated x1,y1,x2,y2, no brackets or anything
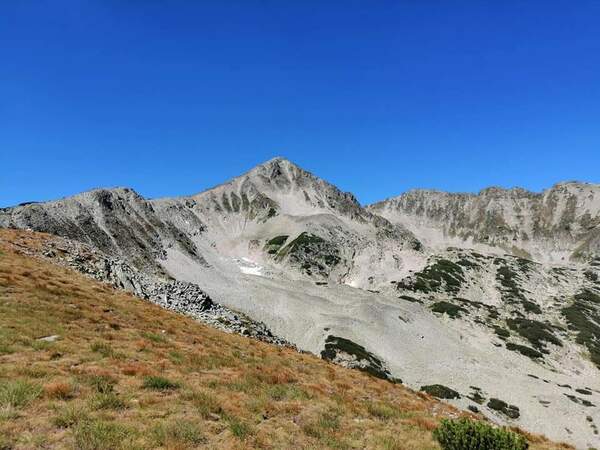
236,257,264,276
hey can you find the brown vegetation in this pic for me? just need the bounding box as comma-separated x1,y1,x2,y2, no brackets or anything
0,229,571,449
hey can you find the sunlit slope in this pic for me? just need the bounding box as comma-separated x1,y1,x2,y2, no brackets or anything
0,229,568,450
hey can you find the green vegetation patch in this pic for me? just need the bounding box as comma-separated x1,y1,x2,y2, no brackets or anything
487,398,521,419
284,232,324,249
496,264,526,303
0,380,42,409
264,235,289,254
493,326,510,340
506,342,543,360
142,376,180,391
152,420,206,446
487,398,520,419
506,318,562,351
430,301,467,319
456,258,479,269
420,384,460,399
521,300,542,314
225,414,254,440
398,294,423,304
277,232,341,276
467,388,486,405
584,271,599,282
433,418,528,450
267,235,289,246
409,259,466,294
563,289,600,360
320,335,395,382
73,419,136,450
564,394,595,407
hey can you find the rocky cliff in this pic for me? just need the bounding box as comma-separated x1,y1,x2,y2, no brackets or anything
368,182,600,263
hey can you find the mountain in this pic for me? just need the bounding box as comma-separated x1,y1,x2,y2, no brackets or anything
1,158,599,448
368,182,600,263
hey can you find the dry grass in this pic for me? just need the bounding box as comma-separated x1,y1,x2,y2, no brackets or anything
0,229,572,449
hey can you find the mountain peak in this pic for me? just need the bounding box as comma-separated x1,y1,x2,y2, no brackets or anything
250,156,306,178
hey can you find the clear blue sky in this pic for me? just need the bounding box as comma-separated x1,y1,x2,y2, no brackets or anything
2,1,599,207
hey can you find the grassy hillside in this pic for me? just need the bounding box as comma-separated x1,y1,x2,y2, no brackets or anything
0,230,569,449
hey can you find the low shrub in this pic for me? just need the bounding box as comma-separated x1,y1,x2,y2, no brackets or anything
420,384,460,399
487,398,520,418
433,418,528,450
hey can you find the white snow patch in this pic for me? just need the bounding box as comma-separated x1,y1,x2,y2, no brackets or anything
236,257,264,276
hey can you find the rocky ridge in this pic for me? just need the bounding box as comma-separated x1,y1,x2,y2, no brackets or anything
368,182,600,263
7,233,290,346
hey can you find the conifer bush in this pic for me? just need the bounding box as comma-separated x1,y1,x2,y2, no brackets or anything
433,418,528,450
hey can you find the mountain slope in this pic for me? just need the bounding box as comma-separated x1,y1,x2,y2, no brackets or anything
0,229,568,450
151,157,422,286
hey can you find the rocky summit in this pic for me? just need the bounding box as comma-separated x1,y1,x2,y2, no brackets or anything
1,157,599,448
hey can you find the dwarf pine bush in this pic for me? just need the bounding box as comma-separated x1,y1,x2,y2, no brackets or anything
433,418,528,450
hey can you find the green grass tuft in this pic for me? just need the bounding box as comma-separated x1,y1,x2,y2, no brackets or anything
142,375,180,391
0,380,42,409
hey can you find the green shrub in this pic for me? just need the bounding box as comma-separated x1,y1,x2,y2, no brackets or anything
267,235,289,246
142,376,180,391
430,302,467,319
420,384,460,399
433,418,528,450
487,398,520,418
506,342,543,360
